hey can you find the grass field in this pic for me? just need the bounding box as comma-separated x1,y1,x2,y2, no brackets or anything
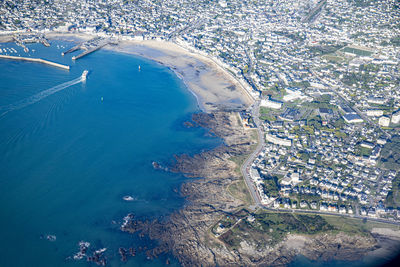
341,46,373,56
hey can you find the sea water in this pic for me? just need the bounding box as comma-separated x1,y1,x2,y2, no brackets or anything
0,40,220,266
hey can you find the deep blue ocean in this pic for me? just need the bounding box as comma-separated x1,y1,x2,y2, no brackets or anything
0,40,220,266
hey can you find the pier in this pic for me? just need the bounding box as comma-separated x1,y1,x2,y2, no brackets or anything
61,43,82,56
0,55,70,70
72,42,109,60
62,37,118,60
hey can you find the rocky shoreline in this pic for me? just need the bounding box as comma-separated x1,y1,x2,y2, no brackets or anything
120,111,395,266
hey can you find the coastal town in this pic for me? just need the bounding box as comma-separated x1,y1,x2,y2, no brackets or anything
2,0,400,266
1,0,400,223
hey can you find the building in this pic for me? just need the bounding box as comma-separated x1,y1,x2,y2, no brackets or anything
283,87,310,102
392,110,400,124
361,141,374,149
378,116,390,127
265,133,292,147
343,113,363,123
367,96,386,105
260,98,283,109
279,108,299,122
366,109,384,117
281,172,301,186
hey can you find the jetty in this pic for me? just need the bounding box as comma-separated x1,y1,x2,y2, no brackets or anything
62,37,118,60
72,42,109,60
61,42,82,56
0,54,70,70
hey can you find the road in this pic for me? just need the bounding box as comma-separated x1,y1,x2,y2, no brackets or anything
240,100,264,206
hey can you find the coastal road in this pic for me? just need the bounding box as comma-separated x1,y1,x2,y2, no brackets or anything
241,101,264,206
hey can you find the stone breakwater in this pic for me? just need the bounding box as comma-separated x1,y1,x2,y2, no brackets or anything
0,54,70,70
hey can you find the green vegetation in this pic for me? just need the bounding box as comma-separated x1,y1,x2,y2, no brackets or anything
386,174,400,209
322,54,344,63
335,130,347,138
256,212,332,240
260,114,276,121
298,151,310,162
260,106,275,114
307,115,323,129
350,0,373,7
381,135,400,170
323,214,400,234
382,36,400,47
341,46,373,56
390,36,400,47
294,193,322,203
342,72,375,87
227,180,252,205
303,95,336,110
227,129,257,205
307,44,344,57
261,175,280,198
333,117,345,129
216,208,400,251
273,31,305,42
356,146,372,157
288,81,310,88
219,211,334,248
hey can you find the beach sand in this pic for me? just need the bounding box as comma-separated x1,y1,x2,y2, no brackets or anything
45,32,254,112
115,40,254,112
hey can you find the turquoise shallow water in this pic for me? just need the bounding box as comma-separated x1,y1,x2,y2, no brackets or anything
0,40,220,266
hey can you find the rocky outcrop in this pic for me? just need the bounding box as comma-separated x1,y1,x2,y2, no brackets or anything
297,233,377,261
121,111,382,266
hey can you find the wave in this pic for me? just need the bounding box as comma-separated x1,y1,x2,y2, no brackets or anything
0,75,83,117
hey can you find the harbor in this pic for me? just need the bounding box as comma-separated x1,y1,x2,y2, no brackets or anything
0,54,69,70
62,37,117,60
13,33,51,53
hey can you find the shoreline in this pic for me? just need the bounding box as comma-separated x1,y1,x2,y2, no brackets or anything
45,32,254,113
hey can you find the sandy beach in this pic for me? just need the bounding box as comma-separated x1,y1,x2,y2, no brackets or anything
44,32,254,112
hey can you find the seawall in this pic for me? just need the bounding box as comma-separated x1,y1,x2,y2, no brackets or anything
0,54,70,70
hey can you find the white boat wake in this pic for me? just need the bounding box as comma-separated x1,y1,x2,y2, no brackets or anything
0,73,86,118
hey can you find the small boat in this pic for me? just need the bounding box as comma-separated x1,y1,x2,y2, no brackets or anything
81,70,88,81
123,195,134,201
138,65,141,71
